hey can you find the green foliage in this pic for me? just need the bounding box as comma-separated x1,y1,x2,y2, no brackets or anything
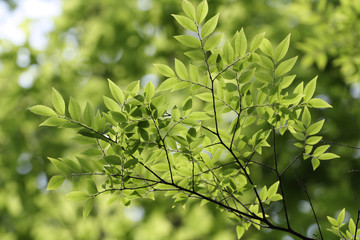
29,1,351,239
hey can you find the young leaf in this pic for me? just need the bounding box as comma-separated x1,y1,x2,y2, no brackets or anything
259,38,273,58
274,34,291,62
275,56,298,77
86,179,98,195
302,106,311,127
307,119,325,136
313,145,330,157
68,97,82,121
174,35,200,48
29,105,57,117
47,175,65,190
201,14,219,38
311,158,320,170
172,14,197,32
304,76,317,102
204,33,223,51
236,226,245,239
308,98,332,108
108,79,124,104
337,209,346,224
83,102,94,126
103,96,121,112
83,198,94,219
183,97,192,111
52,88,65,115
223,40,234,64
171,106,180,122
39,117,68,127
250,32,265,52
66,191,89,202
144,80,155,101
182,0,196,20
318,153,340,160
154,64,176,78
157,78,178,91
196,0,208,24
235,28,247,57
175,59,188,80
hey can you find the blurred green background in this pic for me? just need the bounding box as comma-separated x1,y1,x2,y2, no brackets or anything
1,0,360,239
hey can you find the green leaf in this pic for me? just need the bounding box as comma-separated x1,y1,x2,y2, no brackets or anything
189,64,199,82
52,88,65,115
235,28,247,57
304,76,317,102
29,105,57,117
279,75,296,90
108,79,124,104
313,145,330,157
172,14,197,32
337,209,346,224
302,106,311,128
111,111,127,123
195,92,212,102
250,32,265,52
183,97,192,111
126,81,140,96
66,191,89,202
48,157,70,174
349,218,356,235
308,98,332,108
144,80,155,101
307,119,325,136
274,34,291,62
188,111,211,120
196,0,208,24
68,97,82,121
83,102,94,126
201,14,219,38
328,216,339,227
157,78,178,91
182,0,196,20
104,155,122,165
174,35,200,48
171,106,180,122
267,181,279,198
175,59,188,80
223,40,234,64
103,96,121,112
86,179,98,195
259,38,273,58
319,153,340,160
83,198,94,220
204,33,223,51
238,68,255,83
39,117,68,127
154,64,176,78
236,226,245,239
47,175,65,190
306,136,322,145
311,158,320,170
275,56,298,77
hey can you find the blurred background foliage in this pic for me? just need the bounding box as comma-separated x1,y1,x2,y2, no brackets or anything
0,0,359,239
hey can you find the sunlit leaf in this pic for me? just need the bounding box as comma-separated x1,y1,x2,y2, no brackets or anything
275,56,298,77
47,175,65,190
154,64,176,78
29,105,57,117
196,0,208,24
172,14,197,32
52,88,65,115
201,14,219,38
274,34,291,62
174,35,200,48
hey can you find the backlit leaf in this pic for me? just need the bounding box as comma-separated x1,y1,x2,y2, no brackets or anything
182,0,196,20
275,56,298,77
68,97,82,121
274,34,291,62
108,79,124,104
172,14,197,32
250,32,265,52
308,98,332,108
66,191,89,202
52,88,65,115
304,76,317,102
175,59,188,80
259,38,273,58
196,0,208,24
235,28,247,57
174,35,200,48
154,64,176,78
47,175,65,190
204,33,223,51
29,105,57,117
201,14,219,38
